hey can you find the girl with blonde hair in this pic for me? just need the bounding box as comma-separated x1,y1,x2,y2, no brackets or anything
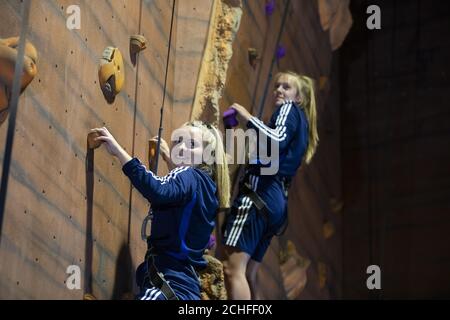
221,71,318,299
91,120,230,300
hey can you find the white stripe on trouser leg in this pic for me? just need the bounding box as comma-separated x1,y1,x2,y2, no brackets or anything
231,199,253,247
144,289,156,300
228,196,253,247
146,288,160,300
226,196,250,246
226,196,248,246
151,291,162,300
141,288,155,300
230,198,253,247
141,289,151,300
146,289,155,300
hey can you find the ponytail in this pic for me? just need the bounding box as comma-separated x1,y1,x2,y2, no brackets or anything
209,125,231,209
298,74,318,164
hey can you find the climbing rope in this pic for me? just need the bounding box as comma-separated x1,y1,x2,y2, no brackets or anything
154,0,177,173
258,0,291,118
141,0,177,241
230,0,292,200
0,0,31,242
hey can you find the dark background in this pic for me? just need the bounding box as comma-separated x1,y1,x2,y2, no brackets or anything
340,0,450,299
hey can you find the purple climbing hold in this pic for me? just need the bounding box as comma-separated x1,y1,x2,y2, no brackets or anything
223,107,238,129
265,0,275,16
207,234,216,250
276,44,286,61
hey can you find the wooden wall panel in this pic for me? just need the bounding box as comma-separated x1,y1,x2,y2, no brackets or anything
128,0,214,295
0,0,141,299
0,0,213,299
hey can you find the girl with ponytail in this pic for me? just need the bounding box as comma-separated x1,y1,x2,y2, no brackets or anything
221,71,318,299
91,121,230,300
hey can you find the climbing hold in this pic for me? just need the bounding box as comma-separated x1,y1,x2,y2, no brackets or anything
330,197,343,214
206,234,216,250
130,34,147,66
276,44,286,61
223,107,238,129
149,139,157,158
265,0,276,16
148,139,157,172
0,37,38,125
279,240,310,299
318,262,327,289
319,76,328,90
87,131,102,149
83,293,97,300
323,220,335,239
98,47,124,104
248,47,260,69
198,253,227,300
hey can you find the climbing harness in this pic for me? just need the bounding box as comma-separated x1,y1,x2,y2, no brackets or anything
140,244,179,300
240,173,291,237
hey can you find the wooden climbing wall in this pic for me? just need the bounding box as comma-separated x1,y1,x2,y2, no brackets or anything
1,0,343,300
0,0,213,299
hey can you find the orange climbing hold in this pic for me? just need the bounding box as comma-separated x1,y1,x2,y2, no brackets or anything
87,131,102,149
130,35,147,66
0,36,38,124
98,47,125,104
248,48,260,69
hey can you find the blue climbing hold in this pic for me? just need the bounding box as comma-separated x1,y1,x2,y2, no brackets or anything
265,0,275,16
276,44,286,61
223,108,238,129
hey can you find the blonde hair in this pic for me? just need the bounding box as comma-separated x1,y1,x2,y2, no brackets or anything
274,71,319,164
183,121,230,209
